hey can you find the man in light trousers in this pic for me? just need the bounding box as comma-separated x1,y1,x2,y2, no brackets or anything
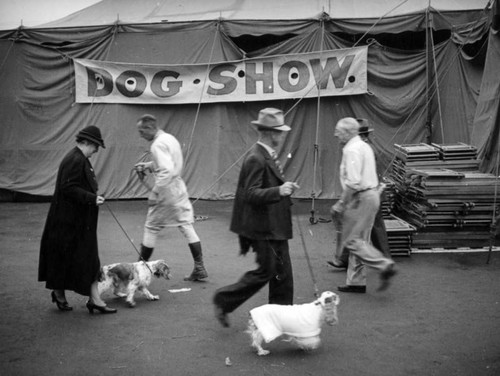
135,114,208,282
331,117,396,293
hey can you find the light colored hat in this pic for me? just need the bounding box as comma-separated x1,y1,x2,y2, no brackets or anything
356,118,373,135
251,108,291,132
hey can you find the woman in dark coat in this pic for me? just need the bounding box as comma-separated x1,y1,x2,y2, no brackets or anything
38,126,116,314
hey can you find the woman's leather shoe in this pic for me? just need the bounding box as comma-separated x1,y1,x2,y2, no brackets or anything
51,291,73,311
86,301,117,314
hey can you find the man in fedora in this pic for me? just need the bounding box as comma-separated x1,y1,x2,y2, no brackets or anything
213,108,299,327
328,118,392,268
358,119,392,259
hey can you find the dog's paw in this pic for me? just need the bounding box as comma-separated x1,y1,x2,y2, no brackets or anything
148,295,159,301
257,349,270,356
114,292,127,298
127,301,136,308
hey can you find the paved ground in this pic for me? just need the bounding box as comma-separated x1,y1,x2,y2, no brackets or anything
1,199,499,376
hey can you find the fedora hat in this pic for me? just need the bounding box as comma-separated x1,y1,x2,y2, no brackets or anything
356,118,373,135
76,125,106,148
251,108,291,132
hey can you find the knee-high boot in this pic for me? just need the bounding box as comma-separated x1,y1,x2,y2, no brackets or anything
139,244,154,262
184,241,208,281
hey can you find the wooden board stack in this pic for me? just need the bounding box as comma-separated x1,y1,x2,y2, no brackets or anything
388,143,499,250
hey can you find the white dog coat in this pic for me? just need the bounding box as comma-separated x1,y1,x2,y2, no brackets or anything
250,303,323,343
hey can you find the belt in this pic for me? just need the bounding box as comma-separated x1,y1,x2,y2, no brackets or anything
356,187,376,194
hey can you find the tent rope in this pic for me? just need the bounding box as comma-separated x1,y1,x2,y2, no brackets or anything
85,24,119,125
185,21,220,162
284,0,410,117
0,28,20,71
190,143,256,206
379,2,493,180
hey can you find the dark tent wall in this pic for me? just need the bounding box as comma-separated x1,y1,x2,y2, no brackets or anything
472,0,500,175
0,0,497,200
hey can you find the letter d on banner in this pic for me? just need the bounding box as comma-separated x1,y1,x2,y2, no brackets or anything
86,67,113,97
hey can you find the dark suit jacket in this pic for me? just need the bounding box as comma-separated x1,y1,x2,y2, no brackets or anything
39,147,101,296
230,143,293,240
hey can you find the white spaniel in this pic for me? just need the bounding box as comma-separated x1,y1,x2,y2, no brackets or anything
247,291,340,356
98,260,171,307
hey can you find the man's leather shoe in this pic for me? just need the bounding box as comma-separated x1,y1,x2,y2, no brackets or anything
327,260,347,269
338,285,366,293
214,305,229,328
378,266,397,291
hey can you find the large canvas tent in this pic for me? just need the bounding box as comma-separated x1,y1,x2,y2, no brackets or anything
0,0,498,201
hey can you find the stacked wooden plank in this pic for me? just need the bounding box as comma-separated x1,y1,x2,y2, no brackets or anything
431,142,478,161
379,179,416,256
383,214,416,256
390,143,499,249
380,178,397,217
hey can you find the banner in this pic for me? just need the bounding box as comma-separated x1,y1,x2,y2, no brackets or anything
74,47,368,104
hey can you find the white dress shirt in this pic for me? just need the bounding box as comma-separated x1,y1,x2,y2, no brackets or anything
340,135,378,191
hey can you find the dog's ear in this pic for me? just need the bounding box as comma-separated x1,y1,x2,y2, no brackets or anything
153,261,171,279
109,264,134,281
330,293,340,306
160,262,171,279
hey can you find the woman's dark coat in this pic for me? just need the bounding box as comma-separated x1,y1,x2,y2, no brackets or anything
38,147,101,296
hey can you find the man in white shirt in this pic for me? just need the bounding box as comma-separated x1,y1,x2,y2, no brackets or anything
331,117,396,293
135,114,208,281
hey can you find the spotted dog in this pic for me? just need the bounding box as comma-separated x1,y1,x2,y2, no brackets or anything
98,260,171,307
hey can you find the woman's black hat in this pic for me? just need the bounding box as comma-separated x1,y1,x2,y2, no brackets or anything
76,126,105,148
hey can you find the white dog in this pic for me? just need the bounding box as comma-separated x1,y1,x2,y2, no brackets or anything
98,260,171,307
246,291,340,356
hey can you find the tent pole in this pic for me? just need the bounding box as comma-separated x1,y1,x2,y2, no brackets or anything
309,19,325,225
425,6,434,143
487,146,500,264
429,14,445,143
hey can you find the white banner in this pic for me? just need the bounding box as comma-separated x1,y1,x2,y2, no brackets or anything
74,47,368,104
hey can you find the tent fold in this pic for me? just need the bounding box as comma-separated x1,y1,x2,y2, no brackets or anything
0,0,498,200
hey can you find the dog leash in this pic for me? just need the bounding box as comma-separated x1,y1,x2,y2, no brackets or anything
104,202,154,274
295,211,320,298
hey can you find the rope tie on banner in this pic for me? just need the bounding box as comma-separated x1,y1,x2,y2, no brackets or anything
283,0,410,119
